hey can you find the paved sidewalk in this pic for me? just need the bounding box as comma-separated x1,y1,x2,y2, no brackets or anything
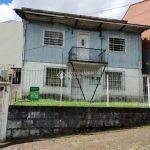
1,126,150,150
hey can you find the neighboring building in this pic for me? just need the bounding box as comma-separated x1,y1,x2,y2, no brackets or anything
0,20,23,83
15,8,149,101
123,0,150,74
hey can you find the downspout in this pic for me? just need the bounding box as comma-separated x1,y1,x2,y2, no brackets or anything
138,34,142,101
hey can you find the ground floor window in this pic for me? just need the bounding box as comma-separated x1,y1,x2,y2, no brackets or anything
104,71,125,90
45,68,66,87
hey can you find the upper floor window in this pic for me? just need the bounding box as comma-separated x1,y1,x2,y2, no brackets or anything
109,37,126,52
44,30,64,47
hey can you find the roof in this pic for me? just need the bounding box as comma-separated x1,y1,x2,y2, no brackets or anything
14,7,150,33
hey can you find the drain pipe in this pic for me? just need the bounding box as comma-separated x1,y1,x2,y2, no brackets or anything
147,77,150,107
107,68,109,107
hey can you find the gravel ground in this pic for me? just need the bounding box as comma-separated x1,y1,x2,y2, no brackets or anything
1,126,150,150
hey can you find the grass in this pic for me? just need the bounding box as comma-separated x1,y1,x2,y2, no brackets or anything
13,99,149,108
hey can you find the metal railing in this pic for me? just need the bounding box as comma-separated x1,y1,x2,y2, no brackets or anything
69,46,106,63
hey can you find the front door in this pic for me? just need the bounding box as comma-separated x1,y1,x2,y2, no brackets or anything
77,33,89,61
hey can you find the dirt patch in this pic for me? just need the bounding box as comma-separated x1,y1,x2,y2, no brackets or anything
1,126,150,150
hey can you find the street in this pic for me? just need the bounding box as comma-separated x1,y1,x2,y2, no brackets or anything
1,126,150,150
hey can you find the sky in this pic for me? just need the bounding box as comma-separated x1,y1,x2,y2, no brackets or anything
0,0,143,22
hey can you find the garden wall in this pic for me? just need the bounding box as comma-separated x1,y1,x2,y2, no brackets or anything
6,106,150,139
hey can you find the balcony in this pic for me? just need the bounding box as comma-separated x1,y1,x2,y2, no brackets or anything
69,46,107,64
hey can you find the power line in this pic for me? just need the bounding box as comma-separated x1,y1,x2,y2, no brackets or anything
25,46,44,51
17,1,150,26
24,34,140,52
84,3,133,16
22,2,139,24
1,2,144,53
1,1,142,43
83,1,134,15
125,9,150,20
139,18,150,24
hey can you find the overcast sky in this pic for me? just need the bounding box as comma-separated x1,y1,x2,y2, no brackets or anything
0,0,143,22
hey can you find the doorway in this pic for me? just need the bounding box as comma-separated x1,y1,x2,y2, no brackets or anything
77,33,90,61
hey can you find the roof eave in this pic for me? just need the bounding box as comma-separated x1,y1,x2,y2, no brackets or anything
14,8,150,33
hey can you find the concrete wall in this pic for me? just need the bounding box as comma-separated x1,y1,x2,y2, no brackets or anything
0,20,23,68
24,20,142,69
6,106,150,139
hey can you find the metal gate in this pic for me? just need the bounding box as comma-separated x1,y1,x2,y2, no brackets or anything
143,75,150,106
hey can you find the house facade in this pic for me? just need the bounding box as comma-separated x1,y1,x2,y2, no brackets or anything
123,0,150,74
15,8,149,101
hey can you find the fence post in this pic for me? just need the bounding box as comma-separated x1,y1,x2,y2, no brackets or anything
147,77,150,107
107,74,109,107
58,71,64,106
0,83,11,142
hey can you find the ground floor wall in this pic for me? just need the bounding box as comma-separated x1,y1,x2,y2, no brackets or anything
21,62,143,101
6,106,150,139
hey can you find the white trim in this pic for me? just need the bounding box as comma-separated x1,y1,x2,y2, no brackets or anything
108,36,127,54
43,29,65,48
43,66,67,87
103,70,125,90
77,32,90,48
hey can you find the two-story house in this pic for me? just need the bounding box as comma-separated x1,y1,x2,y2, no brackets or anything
15,8,149,101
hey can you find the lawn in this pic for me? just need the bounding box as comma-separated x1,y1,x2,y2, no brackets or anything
13,99,149,108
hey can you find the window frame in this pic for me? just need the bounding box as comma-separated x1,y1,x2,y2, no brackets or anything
43,29,65,48
44,67,67,87
108,36,127,53
103,71,125,90
77,32,90,48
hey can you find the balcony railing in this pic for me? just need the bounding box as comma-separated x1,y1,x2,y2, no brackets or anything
69,46,106,63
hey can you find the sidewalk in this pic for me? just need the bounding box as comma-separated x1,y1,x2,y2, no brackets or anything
1,126,150,150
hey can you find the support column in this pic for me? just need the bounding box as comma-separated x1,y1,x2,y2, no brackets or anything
0,82,11,142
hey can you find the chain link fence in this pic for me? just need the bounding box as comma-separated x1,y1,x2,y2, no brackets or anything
19,67,150,106
0,64,150,107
